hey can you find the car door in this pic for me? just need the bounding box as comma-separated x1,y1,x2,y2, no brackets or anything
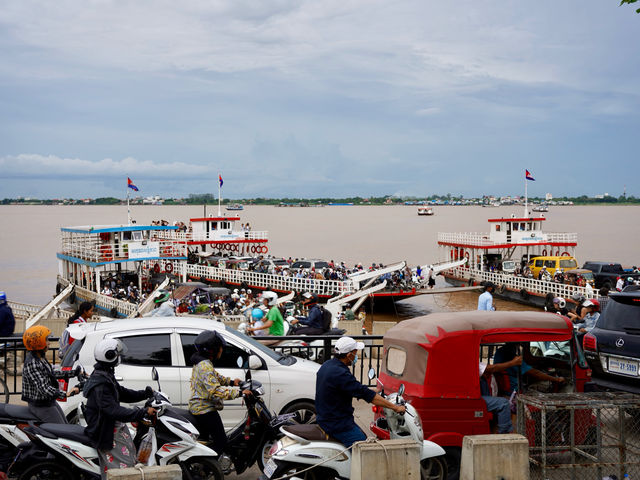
110,329,183,405
176,328,271,431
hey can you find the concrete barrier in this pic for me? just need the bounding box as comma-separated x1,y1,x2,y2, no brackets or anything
460,434,529,480
351,439,421,480
106,465,182,480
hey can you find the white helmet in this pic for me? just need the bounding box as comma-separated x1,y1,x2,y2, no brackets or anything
94,338,126,365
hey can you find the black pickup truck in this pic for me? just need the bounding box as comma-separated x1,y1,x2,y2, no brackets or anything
582,261,640,290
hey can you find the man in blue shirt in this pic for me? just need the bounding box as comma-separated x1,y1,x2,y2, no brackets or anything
290,293,326,335
315,337,405,448
477,282,496,311
0,292,15,337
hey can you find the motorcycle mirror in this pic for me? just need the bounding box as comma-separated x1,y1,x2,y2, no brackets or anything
367,367,377,380
151,367,161,391
237,356,251,382
398,384,405,397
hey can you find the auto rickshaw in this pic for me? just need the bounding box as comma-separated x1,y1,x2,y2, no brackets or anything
372,311,591,479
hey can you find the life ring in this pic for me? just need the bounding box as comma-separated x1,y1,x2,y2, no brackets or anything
541,249,547,256
231,244,238,252
250,245,256,254
262,246,269,254
162,246,172,257
561,251,571,256
100,245,113,262
165,262,173,273
153,263,161,274
555,251,560,257
520,288,530,301
497,284,506,294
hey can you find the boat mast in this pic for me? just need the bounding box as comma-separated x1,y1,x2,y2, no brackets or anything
127,184,131,225
524,173,528,218
217,172,222,217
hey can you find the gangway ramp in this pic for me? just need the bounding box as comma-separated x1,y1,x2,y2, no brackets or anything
26,284,74,329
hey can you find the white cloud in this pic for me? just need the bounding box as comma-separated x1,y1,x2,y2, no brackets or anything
416,107,441,116
0,154,213,178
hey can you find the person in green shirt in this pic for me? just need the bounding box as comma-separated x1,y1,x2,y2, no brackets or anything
247,294,285,336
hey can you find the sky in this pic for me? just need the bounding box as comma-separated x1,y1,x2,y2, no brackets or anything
0,1,638,199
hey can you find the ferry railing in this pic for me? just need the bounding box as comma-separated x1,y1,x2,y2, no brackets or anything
62,237,186,263
157,230,270,242
179,263,355,296
437,232,494,246
447,266,595,300
58,277,138,317
546,232,579,243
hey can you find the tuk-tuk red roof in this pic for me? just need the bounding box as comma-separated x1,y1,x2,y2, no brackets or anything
381,311,573,399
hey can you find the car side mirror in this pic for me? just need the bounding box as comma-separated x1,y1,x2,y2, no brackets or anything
248,355,262,370
398,384,405,397
151,367,159,382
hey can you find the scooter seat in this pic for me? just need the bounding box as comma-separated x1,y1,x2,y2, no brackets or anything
166,407,198,425
0,404,40,422
39,423,92,445
281,424,335,443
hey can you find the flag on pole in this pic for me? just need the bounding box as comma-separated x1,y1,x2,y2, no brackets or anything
525,170,535,181
127,177,139,191
218,174,223,188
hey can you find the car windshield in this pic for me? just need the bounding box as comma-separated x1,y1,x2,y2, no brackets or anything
597,300,640,332
314,262,329,269
273,260,289,266
224,325,284,362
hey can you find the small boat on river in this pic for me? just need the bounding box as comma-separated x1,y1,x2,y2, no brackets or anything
417,206,434,216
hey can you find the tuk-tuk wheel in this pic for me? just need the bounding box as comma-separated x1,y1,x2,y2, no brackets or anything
443,447,461,480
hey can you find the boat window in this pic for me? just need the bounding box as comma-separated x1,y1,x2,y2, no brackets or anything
513,223,519,231
209,222,217,230
495,225,500,232
132,231,143,241
122,231,132,241
520,223,525,230
386,347,408,376
117,334,172,366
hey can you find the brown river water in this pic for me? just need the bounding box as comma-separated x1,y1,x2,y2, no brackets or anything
1,204,638,319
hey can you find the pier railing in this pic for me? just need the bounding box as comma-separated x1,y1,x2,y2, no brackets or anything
61,234,185,263
177,263,355,296
0,334,382,399
447,266,595,299
438,231,578,246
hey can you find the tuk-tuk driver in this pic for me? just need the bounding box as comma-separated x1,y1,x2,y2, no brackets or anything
494,343,566,393
315,337,406,448
480,356,524,433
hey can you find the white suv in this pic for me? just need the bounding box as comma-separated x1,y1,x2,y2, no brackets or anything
60,316,319,431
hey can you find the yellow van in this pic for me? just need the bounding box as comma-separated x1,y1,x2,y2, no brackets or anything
528,256,579,278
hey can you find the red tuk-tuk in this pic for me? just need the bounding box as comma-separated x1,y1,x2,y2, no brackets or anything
372,311,591,479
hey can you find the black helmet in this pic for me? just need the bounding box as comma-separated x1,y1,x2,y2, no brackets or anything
302,292,319,304
194,330,227,356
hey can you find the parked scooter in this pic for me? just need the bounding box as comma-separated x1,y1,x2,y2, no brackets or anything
262,370,447,480
11,367,222,480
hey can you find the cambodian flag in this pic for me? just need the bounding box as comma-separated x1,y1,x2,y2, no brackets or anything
525,170,535,181
127,177,139,191
218,174,223,188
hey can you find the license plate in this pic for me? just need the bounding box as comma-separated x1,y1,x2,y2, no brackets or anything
607,357,639,376
264,459,277,478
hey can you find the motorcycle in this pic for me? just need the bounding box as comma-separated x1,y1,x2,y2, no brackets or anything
262,370,447,480
11,367,222,480
0,366,87,473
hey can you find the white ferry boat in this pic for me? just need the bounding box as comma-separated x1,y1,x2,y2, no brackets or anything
56,223,187,317
438,214,595,308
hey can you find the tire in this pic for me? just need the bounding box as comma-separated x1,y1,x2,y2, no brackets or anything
257,436,280,472
421,456,448,480
280,401,317,425
443,447,461,480
179,456,224,480
18,461,74,480
519,288,529,301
